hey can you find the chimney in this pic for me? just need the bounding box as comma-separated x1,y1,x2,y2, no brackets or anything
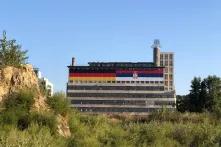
72,57,75,66
151,39,161,67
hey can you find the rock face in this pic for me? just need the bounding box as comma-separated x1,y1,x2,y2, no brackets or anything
57,115,71,137
0,64,47,111
0,64,71,137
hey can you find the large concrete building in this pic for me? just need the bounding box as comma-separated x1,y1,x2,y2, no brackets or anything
67,40,176,113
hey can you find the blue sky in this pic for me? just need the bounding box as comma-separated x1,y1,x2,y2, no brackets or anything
0,0,220,95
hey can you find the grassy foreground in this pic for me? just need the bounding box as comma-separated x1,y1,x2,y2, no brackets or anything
0,91,221,147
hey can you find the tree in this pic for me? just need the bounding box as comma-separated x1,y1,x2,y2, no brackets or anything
176,95,190,112
204,76,221,114
0,31,28,67
189,77,202,112
179,76,221,114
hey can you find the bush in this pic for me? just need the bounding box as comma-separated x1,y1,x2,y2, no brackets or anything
17,114,31,130
0,109,27,126
30,112,57,134
0,124,67,147
4,89,35,111
47,92,70,116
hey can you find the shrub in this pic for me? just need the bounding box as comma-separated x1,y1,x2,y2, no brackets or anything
0,124,67,147
47,92,69,116
0,109,27,126
171,124,192,145
17,114,31,130
30,112,57,134
4,89,35,111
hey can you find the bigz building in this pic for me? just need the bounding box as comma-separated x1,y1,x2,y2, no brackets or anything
67,40,176,113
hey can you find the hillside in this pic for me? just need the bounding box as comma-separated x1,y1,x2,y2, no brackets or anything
0,64,46,110
0,65,71,138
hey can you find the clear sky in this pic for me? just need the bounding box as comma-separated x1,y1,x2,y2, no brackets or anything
0,0,220,95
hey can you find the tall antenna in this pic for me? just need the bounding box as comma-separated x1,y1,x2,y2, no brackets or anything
151,39,161,49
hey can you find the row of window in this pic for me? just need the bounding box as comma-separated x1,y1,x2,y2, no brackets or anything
165,81,173,86
165,74,173,80
71,100,175,106
160,60,173,66
67,92,175,98
164,67,173,73
75,107,175,113
67,85,165,91
69,80,164,84
160,54,173,60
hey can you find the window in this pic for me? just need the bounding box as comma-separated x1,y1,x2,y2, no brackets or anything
170,81,173,86
169,74,173,79
170,54,173,60
169,61,173,66
165,74,168,80
170,67,173,73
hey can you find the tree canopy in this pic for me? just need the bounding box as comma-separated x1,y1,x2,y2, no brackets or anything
0,31,28,67
177,76,221,115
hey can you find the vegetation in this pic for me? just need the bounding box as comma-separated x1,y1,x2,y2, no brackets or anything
177,76,221,115
0,31,28,67
46,92,70,116
0,88,221,147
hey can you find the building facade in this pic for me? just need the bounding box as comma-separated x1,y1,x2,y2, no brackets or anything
34,68,54,97
67,40,176,113
152,40,174,91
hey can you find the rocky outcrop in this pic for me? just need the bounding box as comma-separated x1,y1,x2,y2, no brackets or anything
0,65,71,137
57,115,71,137
0,64,47,111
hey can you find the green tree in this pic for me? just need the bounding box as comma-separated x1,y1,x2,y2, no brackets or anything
0,31,28,67
200,79,209,111
176,95,189,112
181,76,221,114
204,76,221,114
189,77,202,112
